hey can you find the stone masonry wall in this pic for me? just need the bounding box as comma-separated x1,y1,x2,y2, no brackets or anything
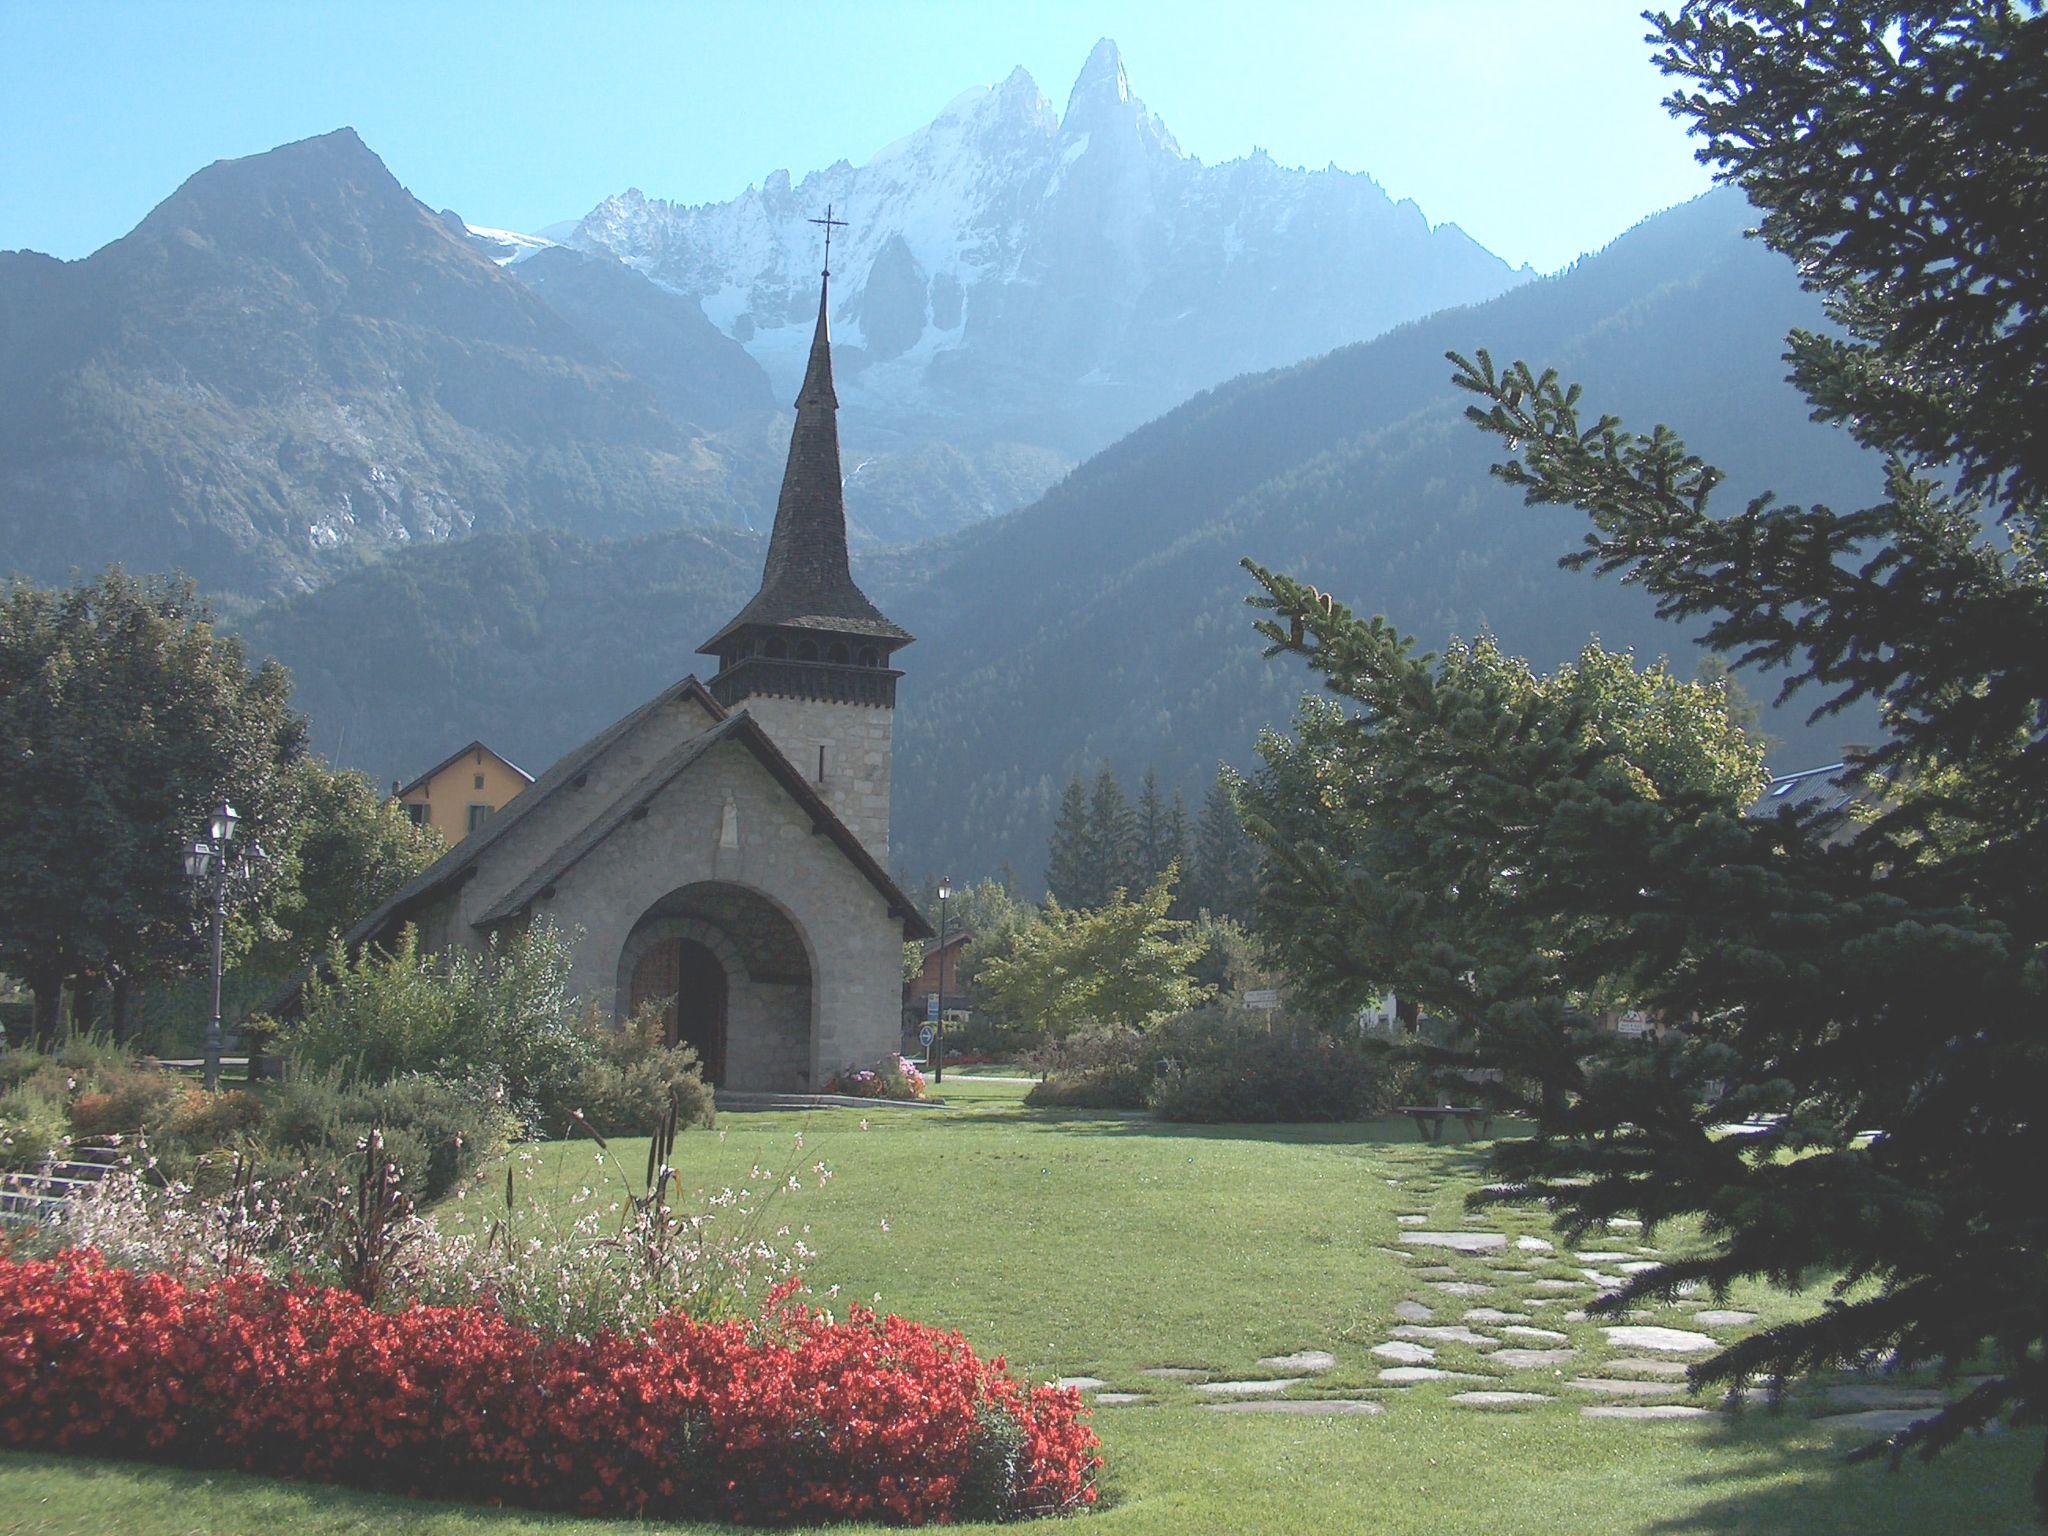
734,695,893,862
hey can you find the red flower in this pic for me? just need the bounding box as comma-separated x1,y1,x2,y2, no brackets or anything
0,1252,1099,1525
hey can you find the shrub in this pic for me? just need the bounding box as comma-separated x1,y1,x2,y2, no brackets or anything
1145,1004,1408,1123
537,1005,714,1138
265,1070,517,1202
0,1085,65,1173
0,1252,1100,1525
280,923,597,1128
65,1066,182,1138
1022,1029,1152,1110
165,1088,267,1151
823,1055,927,1101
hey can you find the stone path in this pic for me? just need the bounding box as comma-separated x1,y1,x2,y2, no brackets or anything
1099,1163,1975,1435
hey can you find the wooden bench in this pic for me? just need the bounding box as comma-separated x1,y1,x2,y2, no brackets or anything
1397,1104,1493,1142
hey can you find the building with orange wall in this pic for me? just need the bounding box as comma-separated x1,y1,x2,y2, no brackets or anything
393,741,533,847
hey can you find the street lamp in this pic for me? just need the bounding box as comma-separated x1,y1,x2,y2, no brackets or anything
934,876,952,1085
183,799,256,1092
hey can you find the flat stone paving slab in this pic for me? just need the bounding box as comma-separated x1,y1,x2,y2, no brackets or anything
1257,1350,1336,1373
1463,1308,1528,1324
1380,1367,1490,1384
1567,1377,1688,1398
1493,1348,1578,1369
1205,1399,1385,1416
1094,1393,1149,1405
1400,1231,1507,1252
1531,1279,1585,1292
1055,1377,1107,1390
1515,1235,1554,1252
1372,1342,1436,1365
1605,1357,1693,1379
1695,1310,1759,1327
1583,1404,1713,1420
1452,1391,1553,1407
1136,1367,1208,1381
1394,1300,1435,1323
1501,1326,1570,1343
1195,1378,1304,1397
1603,1325,1718,1353
1392,1325,1498,1347
1430,1281,1495,1297
1412,1265,1461,1279
1576,1251,1637,1262
1396,1214,1429,1226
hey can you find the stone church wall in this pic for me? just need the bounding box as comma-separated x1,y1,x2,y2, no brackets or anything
735,695,894,861
517,737,902,1089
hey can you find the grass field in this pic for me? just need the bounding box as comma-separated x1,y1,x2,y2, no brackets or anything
2,1078,2034,1535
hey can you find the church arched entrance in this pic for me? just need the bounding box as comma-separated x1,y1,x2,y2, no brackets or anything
627,937,729,1083
615,882,814,1092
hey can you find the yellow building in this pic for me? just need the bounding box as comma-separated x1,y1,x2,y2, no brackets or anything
393,740,532,847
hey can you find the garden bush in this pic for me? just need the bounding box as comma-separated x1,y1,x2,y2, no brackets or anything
0,1085,65,1173
1022,1006,1414,1123
538,1005,714,1138
1022,1029,1153,1110
1145,1005,1409,1123
0,1251,1100,1525
263,1070,518,1202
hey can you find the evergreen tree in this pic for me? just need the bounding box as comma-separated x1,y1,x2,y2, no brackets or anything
1189,769,1259,920
1134,768,1179,884
1043,775,1092,906
1245,0,2048,1505
1083,766,1139,904
1162,789,1193,915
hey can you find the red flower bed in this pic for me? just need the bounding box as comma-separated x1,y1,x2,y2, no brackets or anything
0,1252,1098,1525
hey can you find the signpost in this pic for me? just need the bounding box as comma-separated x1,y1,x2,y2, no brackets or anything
919,1023,936,1055
1244,988,1281,1012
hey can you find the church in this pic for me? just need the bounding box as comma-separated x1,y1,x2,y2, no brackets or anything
323,263,933,1091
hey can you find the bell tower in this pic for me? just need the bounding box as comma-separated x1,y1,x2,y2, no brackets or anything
700,208,912,859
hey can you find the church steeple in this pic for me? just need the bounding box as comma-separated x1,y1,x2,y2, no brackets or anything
701,209,911,715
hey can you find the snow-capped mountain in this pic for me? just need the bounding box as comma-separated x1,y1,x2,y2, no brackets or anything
571,39,1529,459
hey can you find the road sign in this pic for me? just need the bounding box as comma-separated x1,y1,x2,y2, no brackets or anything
926,992,940,1022
919,1024,936,1049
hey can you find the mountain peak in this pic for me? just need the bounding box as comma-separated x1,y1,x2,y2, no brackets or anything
1065,38,1131,117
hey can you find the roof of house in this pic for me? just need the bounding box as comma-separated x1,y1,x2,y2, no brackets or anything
395,739,534,798
701,276,912,654
268,673,931,1013
1749,762,1856,819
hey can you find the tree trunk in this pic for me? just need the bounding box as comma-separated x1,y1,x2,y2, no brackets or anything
109,974,131,1045
29,972,63,1050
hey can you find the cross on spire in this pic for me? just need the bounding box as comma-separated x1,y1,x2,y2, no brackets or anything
808,203,848,277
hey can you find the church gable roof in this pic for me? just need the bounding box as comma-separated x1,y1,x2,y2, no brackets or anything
701,278,912,654
475,709,934,939
268,678,728,1010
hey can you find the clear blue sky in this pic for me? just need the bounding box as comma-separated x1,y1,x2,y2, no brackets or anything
1,0,1713,274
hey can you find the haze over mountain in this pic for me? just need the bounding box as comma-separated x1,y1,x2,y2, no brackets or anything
244,188,1883,885
569,39,1527,467
0,128,776,601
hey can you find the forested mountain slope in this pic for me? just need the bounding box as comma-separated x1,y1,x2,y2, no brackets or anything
243,189,1881,885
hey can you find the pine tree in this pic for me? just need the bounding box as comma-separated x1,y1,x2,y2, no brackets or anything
1043,775,1092,906
1134,769,1174,883
1082,766,1139,905
1190,769,1258,920
1243,0,2048,1506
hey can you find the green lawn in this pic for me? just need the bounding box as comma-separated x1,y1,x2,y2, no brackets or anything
2,1080,2035,1535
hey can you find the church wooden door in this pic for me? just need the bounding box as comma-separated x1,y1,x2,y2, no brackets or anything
629,939,728,1085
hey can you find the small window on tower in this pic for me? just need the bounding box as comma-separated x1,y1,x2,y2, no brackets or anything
817,744,828,783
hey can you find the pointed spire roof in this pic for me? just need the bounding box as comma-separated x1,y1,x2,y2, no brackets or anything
702,274,911,653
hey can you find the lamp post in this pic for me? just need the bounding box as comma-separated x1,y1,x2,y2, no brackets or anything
182,799,249,1093
934,876,952,1085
